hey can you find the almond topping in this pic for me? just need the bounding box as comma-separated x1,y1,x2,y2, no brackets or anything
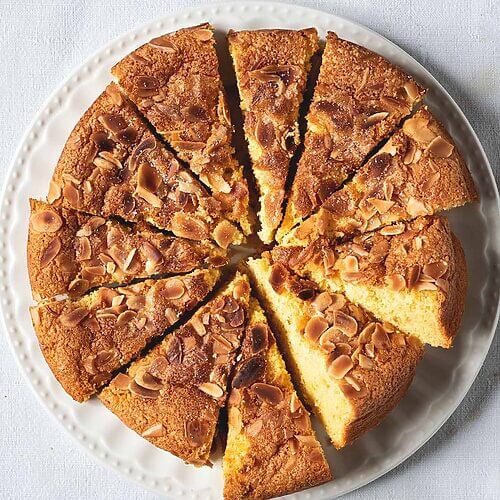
342,255,359,272
246,419,263,437
358,353,374,370
112,373,131,390
333,311,358,337
213,220,238,249
59,307,89,327
63,184,80,209
368,197,395,214
199,381,224,399
47,181,62,203
30,210,63,233
364,111,389,127
422,171,441,191
190,316,206,336
312,292,332,312
290,393,302,415
251,383,284,406
232,356,265,389
406,197,428,217
423,260,448,279
304,316,328,342
163,278,185,299
426,136,454,158
407,264,421,288
329,293,347,310
414,281,439,291
250,323,268,354
116,310,137,327
328,354,353,379
404,82,421,101
380,223,405,236
269,263,288,293
372,323,391,349
191,27,213,41
40,237,62,268
387,273,406,291
129,380,160,399
171,213,208,241
142,423,166,438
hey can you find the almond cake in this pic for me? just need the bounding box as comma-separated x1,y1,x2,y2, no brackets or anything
30,269,219,402
278,32,425,241
246,256,423,448
25,22,479,497
28,198,227,300
272,216,466,348
284,107,478,246
49,83,243,247
111,23,253,235
223,297,331,499
228,28,319,243
99,273,251,466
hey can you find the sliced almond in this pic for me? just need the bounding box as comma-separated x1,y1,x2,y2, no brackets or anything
245,419,263,438
112,373,131,390
328,354,353,379
198,382,224,399
333,311,358,338
251,383,284,406
142,423,166,438
426,136,454,158
59,307,89,327
368,197,395,214
364,111,389,127
406,197,428,217
163,278,185,299
423,260,448,279
40,237,62,268
30,210,63,233
387,273,406,291
304,316,328,343
213,220,238,249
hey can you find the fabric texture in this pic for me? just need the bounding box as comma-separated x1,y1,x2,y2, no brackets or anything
0,0,498,498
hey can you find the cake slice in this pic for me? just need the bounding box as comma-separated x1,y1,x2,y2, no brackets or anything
99,273,251,466
246,256,423,448
283,107,478,246
278,32,425,240
223,296,331,499
272,216,466,348
111,23,253,235
49,83,242,247
30,269,219,402
227,28,319,243
28,198,227,300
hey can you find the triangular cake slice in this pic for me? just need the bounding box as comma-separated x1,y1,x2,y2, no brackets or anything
223,296,331,499
246,256,423,448
49,83,242,247
283,107,478,246
228,28,319,243
28,198,227,300
272,216,466,348
278,32,425,240
30,269,219,402
99,273,251,466
111,23,253,235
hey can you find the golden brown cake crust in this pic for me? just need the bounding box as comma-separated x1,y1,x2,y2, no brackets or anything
49,83,242,246
246,256,423,448
27,198,227,300
111,24,252,234
228,28,319,243
288,107,478,245
30,269,219,402
99,274,251,465
223,297,331,499
279,32,425,239
273,216,467,348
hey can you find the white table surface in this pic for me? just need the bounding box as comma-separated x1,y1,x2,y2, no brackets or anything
0,0,498,498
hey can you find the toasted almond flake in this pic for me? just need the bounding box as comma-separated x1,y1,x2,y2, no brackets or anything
426,136,454,158
328,354,353,379
123,248,137,272
341,271,364,282
358,353,374,370
165,308,179,325
245,419,263,437
423,260,448,279
47,180,62,203
355,67,370,96
198,382,224,399
407,264,421,288
233,280,250,300
135,186,163,208
290,393,302,414
406,197,428,217
163,278,185,299
129,380,160,399
318,328,336,353
404,82,421,101
435,277,449,292
76,236,92,261
116,310,137,327
191,27,212,41
142,423,166,438
251,382,284,406
387,273,406,291
330,293,347,310
171,213,208,241
312,292,332,312
213,220,238,249
364,111,389,127
414,281,439,291
110,373,130,390
372,323,391,349
368,197,395,214
380,223,405,236
40,237,62,268
59,307,89,327
358,322,376,343
342,255,359,272
333,311,358,337
30,210,63,233
304,316,329,343
392,332,407,347
190,316,206,336
269,263,288,293
422,171,441,191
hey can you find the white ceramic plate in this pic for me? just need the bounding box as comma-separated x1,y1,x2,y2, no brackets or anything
1,1,499,498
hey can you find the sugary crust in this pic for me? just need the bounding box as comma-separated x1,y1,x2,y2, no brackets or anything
27,198,227,300
99,273,251,465
228,29,319,243
50,83,242,246
111,24,252,234
286,107,478,245
223,297,331,499
30,269,219,402
273,215,466,347
246,256,423,448
279,32,425,240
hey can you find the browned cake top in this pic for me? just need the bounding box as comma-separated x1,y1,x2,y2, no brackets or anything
273,216,455,293
228,28,319,243
49,84,242,246
224,299,331,499
31,269,218,402
282,31,425,232
111,24,251,232
263,257,423,403
292,107,478,244
27,198,227,300
99,274,251,465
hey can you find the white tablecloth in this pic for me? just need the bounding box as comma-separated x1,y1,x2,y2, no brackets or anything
0,0,498,498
